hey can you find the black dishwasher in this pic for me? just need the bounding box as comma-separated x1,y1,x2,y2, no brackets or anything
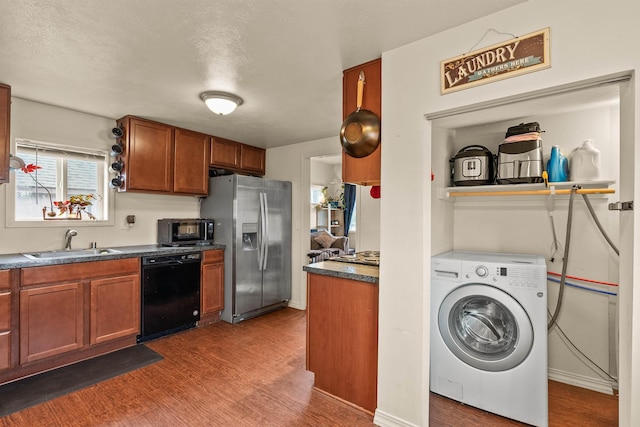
138,252,201,342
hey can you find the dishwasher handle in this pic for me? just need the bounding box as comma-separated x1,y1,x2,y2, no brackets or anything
142,252,201,266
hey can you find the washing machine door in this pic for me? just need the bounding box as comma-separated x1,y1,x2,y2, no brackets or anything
438,284,533,372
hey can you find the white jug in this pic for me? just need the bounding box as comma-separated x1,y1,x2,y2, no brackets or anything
570,139,600,181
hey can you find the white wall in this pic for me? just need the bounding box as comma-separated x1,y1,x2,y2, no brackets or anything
1,98,200,255
378,1,640,425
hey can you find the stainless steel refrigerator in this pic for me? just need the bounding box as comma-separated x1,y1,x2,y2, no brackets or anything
201,174,292,323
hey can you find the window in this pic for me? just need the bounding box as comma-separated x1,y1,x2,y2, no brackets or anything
310,185,324,205
12,139,109,223
348,202,356,233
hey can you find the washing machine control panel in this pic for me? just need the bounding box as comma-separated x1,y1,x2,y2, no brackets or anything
466,263,545,291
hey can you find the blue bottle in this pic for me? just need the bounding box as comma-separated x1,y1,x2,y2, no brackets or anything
547,145,569,182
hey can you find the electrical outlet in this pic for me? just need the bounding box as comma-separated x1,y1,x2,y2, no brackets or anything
120,217,132,230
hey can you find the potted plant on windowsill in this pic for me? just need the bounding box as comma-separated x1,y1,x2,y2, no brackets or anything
21,163,56,217
22,163,99,220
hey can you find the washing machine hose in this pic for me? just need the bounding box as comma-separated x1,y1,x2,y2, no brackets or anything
548,190,620,330
581,194,620,255
548,186,577,330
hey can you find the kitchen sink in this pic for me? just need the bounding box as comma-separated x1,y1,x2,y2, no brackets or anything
22,248,122,260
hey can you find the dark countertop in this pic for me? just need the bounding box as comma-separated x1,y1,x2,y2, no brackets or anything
303,261,379,284
0,244,226,270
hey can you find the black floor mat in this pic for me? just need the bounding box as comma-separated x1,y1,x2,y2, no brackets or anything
0,344,163,417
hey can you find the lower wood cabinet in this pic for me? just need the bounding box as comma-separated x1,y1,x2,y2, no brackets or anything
20,282,84,364
0,331,9,371
18,259,140,367
306,273,378,413
90,274,140,345
200,249,224,324
0,269,11,371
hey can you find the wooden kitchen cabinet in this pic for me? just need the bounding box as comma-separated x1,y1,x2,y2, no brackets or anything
0,83,10,184
200,249,225,324
210,137,241,169
0,270,11,370
20,281,84,364
174,127,210,195
17,259,140,370
90,274,140,345
210,136,266,176
240,144,266,175
342,58,381,186
306,272,378,413
118,116,174,193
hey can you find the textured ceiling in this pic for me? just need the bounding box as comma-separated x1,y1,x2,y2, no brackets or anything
0,0,524,148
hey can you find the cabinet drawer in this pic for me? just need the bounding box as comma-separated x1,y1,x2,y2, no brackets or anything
0,331,10,370
22,258,139,287
0,291,9,330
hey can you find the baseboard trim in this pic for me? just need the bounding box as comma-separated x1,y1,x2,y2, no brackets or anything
373,408,418,427
548,367,615,395
287,299,304,310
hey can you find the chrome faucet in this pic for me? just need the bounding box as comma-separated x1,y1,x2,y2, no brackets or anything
64,229,78,250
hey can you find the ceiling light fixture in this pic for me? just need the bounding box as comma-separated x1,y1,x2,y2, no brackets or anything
200,91,243,115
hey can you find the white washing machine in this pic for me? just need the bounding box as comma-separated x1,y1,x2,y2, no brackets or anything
430,250,548,427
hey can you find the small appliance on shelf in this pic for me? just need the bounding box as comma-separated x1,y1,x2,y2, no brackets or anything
496,122,545,184
450,145,495,186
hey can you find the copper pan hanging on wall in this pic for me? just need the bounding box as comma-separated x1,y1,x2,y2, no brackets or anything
339,71,380,158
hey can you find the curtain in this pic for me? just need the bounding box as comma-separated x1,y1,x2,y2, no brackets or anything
343,183,356,237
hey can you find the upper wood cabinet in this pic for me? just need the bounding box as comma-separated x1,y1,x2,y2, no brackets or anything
210,137,241,169
240,144,266,175
117,116,210,196
210,136,266,176
174,128,210,195
0,84,10,184
117,116,174,193
342,58,381,186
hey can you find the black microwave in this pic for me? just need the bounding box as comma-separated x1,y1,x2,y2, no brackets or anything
157,218,214,246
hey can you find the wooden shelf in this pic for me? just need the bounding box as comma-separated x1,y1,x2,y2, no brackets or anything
443,181,615,199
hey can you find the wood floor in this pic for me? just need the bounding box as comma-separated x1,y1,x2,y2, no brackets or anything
0,308,618,426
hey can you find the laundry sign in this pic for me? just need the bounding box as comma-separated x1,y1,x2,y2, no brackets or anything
441,28,550,94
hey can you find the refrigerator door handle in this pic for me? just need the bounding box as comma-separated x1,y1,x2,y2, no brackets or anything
258,193,267,270
257,192,265,270
263,192,270,270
